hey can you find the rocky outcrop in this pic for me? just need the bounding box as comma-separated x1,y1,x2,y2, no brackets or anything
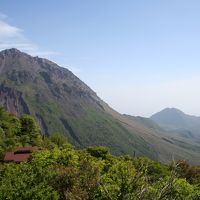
0,84,30,117
60,118,81,145
35,113,49,135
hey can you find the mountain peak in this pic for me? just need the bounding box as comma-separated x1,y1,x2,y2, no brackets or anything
151,107,200,139
160,107,184,115
150,108,186,130
0,48,33,61
1,48,22,55
0,48,63,71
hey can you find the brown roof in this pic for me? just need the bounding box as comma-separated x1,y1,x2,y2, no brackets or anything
4,152,14,162
13,153,31,162
4,147,36,163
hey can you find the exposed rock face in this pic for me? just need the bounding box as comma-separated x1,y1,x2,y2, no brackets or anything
0,84,30,117
35,113,49,135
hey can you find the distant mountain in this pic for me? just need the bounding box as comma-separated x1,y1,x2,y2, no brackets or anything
1,49,200,164
151,108,200,138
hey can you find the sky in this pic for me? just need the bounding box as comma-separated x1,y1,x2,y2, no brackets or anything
1,0,200,117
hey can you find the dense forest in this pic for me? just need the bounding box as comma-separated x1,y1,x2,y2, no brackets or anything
0,107,200,199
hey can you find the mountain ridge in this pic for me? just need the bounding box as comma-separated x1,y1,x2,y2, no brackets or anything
1,48,200,164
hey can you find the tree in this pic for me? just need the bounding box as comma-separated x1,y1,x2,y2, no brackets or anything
19,115,42,146
49,132,70,148
87,146,110,159
0,162,59,200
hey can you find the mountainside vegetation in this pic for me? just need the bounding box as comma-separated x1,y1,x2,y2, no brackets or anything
0,109,200,200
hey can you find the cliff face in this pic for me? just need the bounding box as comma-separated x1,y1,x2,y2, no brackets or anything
0,84,30,116
1,48,200,164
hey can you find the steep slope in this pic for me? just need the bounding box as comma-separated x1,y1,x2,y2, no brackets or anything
151,108,200,138
0,48,154,157
1,49,200,164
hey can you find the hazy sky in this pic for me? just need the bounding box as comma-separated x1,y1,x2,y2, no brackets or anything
1,0,200,117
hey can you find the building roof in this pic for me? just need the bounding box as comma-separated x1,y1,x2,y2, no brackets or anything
12,153,31,162
4,152,14,162
4,147,36,163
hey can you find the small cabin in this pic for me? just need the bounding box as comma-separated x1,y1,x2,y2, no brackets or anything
4,147,37,163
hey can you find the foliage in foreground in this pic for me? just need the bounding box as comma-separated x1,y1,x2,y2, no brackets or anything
0,146,200,200
0,107,200,199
